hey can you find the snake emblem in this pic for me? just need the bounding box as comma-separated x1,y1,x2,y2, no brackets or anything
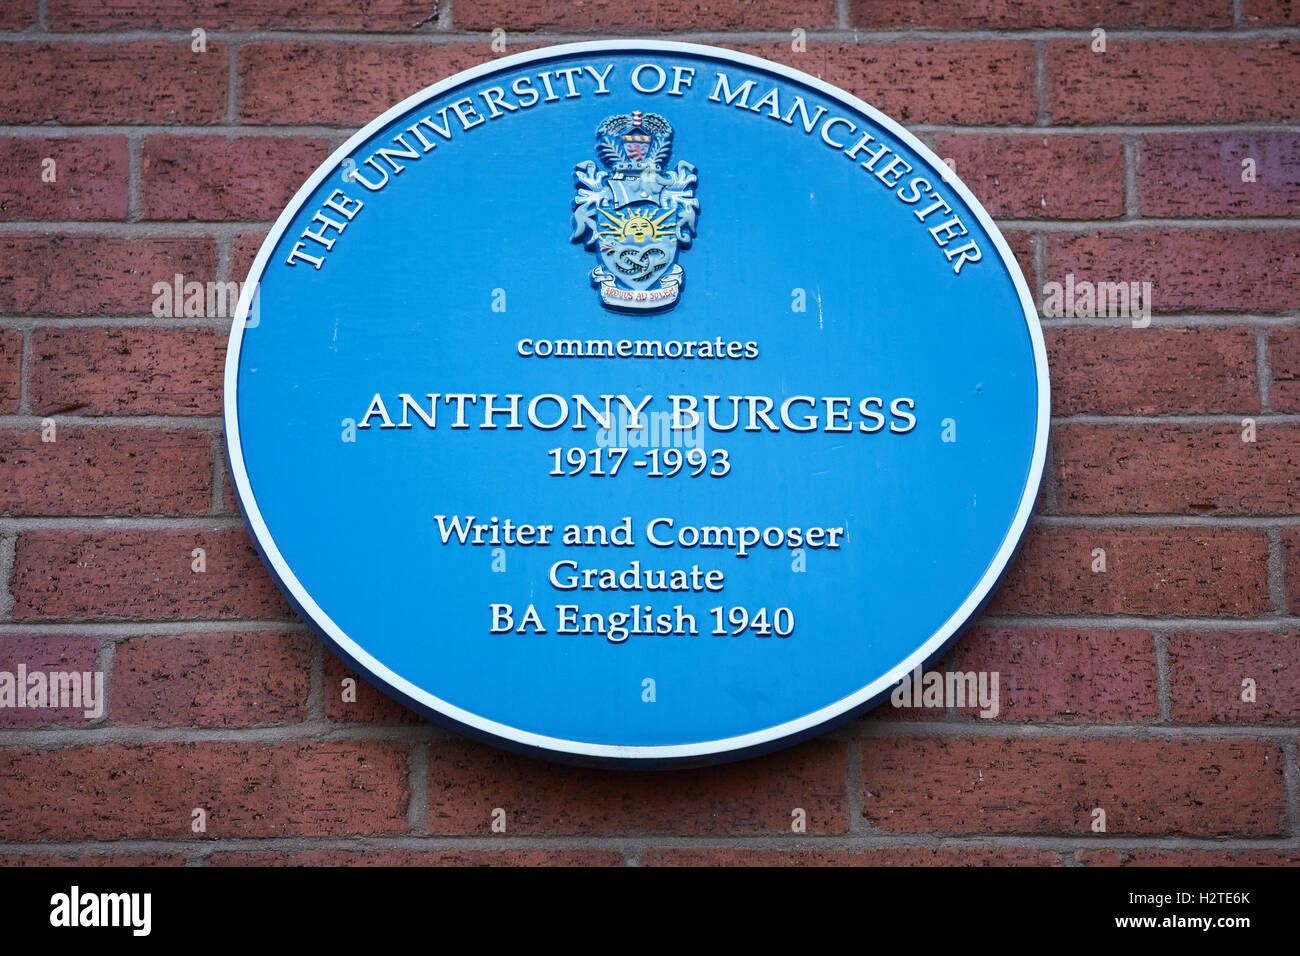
614,245,669,280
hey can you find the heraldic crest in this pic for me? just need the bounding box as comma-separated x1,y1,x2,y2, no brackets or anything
571,110,699,311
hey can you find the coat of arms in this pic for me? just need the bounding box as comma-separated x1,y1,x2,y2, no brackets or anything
571,111,699,311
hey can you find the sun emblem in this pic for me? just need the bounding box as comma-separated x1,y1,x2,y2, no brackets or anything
599,207,678,245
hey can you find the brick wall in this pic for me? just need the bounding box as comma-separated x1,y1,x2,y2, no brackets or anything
1,0,1297,867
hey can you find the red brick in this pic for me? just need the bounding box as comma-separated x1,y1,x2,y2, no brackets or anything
237,39,1035,128
208,849,624,866
641,847,1061,866
324,649,421,723
944,626,1158,722
1047,39,1300,124
1053,423,1300,516
1044,229,1300,313
29,327,225,417
1268,325,1300,412
0,633,100,727
723,41,1037,125
1046,328,1259,416
863,623,1054,725
0,42,229,125
48,0,439,30
0,136,128,221
112,632,312,727
0,329,20,414
454,0,835,30
988,525,1271,617
142,135,331,221
1139,133,1300,218
0,741,409,840
989,228,1035,293
1243,0,1300,24
238,43,519,126
231,229,268,281
860,682,952,722
851,0,1231,27
0,0,37,29
1079,848,1300,866
1168,630,1299,724
0,234,217,317
931,134,1123,220
217,466,235,516
0,851,186,865
10,529,294,621
426,738,848,835
861,737,1286,835
1284,526,1300,614
0,427,212,516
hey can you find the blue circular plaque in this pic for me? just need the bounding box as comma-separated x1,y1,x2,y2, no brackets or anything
224,41,1048,767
